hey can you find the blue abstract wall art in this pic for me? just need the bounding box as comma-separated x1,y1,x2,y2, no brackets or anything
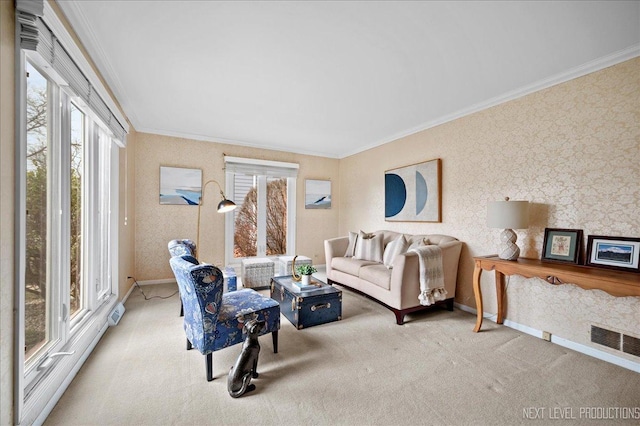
305,179,332,209
384,158,441,222
159,166,202,205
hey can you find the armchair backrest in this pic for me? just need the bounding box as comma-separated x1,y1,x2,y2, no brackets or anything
169,255,224,354
168,239,197,257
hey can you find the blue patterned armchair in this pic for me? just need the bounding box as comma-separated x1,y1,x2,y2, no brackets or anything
168,239,196,257
167,239,197,316
169,255,281,381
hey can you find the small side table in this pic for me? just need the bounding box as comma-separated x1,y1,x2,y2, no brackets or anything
241,258,275,289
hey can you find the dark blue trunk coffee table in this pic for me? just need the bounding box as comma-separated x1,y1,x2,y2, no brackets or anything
270,275,342,330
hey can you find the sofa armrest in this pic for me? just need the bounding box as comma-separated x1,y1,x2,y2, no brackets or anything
389,240,463,309
438,241,463,291
324,236,349,278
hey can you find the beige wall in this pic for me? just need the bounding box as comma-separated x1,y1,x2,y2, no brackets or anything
134,133,340,281
339,58,640,362
0,1,16,423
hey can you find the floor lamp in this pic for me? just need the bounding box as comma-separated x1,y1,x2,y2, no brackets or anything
196,179,237,259
487,197,529,260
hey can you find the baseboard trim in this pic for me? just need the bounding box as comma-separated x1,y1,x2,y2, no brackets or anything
135,278,176,286
121,282,136,304
454,302,640,373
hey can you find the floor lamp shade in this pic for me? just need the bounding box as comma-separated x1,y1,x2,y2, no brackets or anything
487,198,529,260
217,198,237,213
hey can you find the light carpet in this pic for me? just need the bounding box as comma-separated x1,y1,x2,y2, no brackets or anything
45,282,640,425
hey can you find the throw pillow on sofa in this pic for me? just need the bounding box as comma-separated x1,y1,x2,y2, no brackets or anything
344,231,359,257
383,234,409,269
354,231,384,262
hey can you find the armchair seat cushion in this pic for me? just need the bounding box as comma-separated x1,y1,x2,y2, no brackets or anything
214,289,280,351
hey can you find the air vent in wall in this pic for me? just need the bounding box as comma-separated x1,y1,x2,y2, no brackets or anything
591,325,621,350
623,334,640,357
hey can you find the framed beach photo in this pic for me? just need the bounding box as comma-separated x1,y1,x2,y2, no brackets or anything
305,179,331,209
586,235,640,273
159,166,202,205
541,228,583,264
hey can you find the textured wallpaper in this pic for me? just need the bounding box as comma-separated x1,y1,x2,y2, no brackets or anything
134,134,340,281
338,58,640,362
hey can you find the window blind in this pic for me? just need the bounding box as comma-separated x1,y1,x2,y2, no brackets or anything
16,0,127,141
224,156,299,178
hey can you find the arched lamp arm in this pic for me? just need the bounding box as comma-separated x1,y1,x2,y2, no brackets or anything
196,179,236,258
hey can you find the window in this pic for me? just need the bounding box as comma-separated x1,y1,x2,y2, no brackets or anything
69,102,84,319
224,157,298,263
15,2,127,422
20,59,119,420
24,63,50,359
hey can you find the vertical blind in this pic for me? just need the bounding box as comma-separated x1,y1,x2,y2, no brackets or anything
16,0,127,141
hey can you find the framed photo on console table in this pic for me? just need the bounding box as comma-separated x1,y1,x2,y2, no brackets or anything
541,228,583,264
586,235,640,273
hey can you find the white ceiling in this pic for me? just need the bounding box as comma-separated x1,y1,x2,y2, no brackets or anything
58,1,640,159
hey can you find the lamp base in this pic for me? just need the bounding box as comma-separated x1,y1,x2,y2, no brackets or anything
498,228,520,260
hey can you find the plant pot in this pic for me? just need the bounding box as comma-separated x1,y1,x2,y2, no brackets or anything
302,274,311,286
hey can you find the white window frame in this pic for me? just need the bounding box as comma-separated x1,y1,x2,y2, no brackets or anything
224,157,298,265
15,3,124,423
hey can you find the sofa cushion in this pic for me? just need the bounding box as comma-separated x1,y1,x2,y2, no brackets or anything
344,231,358,257
383,234,409,268
354,231,384,262
359,264,391,290
331,257,378,276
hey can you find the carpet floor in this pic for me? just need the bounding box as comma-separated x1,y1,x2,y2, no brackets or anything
45,281,640,425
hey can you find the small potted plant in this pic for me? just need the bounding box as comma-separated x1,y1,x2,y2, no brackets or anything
296,264,317,286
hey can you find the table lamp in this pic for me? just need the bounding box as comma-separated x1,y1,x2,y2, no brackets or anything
196,179,237,258
487,197,529,260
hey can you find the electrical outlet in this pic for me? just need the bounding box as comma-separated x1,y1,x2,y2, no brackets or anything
542,331,552,342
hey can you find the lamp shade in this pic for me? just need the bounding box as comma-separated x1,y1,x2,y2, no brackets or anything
217,198,237,213
487,199,529,229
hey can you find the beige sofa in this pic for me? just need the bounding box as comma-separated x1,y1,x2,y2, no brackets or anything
324,231,462,324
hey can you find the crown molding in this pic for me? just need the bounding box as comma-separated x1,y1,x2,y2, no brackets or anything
135,126,341,159
341,44,640,159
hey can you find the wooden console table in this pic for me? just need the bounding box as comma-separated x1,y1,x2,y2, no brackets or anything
472,255,640,332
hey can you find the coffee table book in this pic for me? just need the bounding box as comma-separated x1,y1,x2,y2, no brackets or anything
291,278,321,292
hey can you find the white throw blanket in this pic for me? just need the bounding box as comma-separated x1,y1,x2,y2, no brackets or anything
408,245,447,306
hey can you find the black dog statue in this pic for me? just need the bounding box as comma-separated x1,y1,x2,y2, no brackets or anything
227,319,265,398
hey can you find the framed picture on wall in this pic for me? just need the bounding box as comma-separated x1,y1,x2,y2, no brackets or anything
305,179,331,209
541,228,583,264
384,158,441,222
159,166,202,205
586,235,640,273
